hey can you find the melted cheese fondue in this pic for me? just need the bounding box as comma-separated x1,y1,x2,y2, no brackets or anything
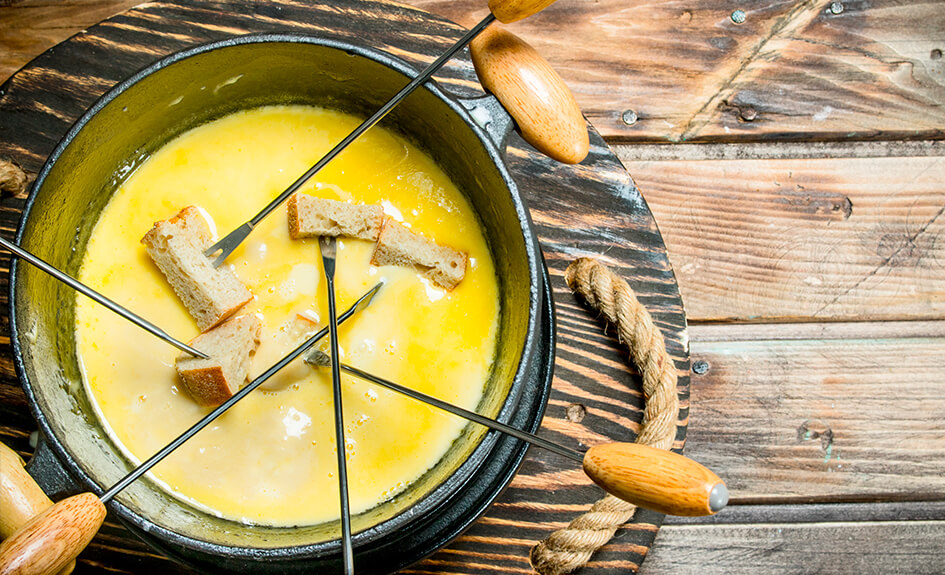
75,105,499,526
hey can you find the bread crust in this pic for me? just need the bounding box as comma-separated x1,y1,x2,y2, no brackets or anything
370,218,468,290
176,314,262,407
142,206,253,331
175,366,232,408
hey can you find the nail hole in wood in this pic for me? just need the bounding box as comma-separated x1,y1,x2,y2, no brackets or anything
797,419,834,451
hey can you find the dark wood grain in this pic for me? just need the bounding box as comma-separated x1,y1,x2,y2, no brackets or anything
0,0,141,82
0,1,689,573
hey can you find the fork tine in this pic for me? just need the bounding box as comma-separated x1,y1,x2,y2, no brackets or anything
203,223,252,268
203,239,224,258
210,252,229,268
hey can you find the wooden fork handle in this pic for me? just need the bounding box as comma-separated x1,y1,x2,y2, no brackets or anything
489,0,559,23
0,492,104,575
0,443,92,575
471,25,589,165
583,442,729,517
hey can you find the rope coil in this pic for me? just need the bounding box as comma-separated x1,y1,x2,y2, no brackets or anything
530,257,680,575
0,159,28,197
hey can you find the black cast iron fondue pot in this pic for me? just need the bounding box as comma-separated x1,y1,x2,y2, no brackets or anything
8,29,588,573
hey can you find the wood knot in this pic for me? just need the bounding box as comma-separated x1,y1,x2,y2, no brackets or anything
780,186,852,220
0,158,29,196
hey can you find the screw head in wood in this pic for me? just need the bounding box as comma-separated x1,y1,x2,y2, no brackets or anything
621,109,638,126
730,9,747,24
828,1,844,14
739,107,758,122
692,360,710,375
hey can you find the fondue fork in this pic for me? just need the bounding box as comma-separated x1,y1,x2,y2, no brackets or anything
318,236,354,575
0,236,207,359
0,283,382,575
305,351,729,518
205,0,565,267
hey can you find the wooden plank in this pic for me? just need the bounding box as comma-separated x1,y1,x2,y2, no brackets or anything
623,155,945,322
639,521,945,574
697,0,945,143
0,0,140,81
685,337,945,502
4,0,945,142
414,0,945,143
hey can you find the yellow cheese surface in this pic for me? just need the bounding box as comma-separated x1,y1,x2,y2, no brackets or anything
75,105,499,526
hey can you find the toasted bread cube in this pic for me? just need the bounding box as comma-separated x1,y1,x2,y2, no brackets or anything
370,219,467,290
175,314,262,407
141,206,253,331
287,194,384,240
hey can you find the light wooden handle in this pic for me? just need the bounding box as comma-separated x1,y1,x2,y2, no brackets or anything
0,444,74,575
470,26,589,165
488,0,558,23
583,443,728,516
0,493,105,575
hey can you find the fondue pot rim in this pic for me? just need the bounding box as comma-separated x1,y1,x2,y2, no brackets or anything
11,32,552,571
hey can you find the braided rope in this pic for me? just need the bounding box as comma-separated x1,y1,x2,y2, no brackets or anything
530,257,680,575
0,159,28,196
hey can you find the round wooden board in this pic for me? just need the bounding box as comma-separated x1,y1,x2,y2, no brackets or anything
0,1,690,573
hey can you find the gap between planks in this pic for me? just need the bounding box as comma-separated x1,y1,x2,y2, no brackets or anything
688,319,945,342
614,140,945,162
664,500,945,526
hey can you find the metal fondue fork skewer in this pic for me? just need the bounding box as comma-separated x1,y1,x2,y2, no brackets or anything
0,283,383,575
0,236,208,359
101,281,382,504
306,351,583,462
318,236,355,575
205,0,590,269
204,14,496,268
304,351,730,518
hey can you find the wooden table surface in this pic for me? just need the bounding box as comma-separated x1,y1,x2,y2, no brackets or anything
1,0,943,573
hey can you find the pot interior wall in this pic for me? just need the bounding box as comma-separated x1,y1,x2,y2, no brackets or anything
14,39,533,551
